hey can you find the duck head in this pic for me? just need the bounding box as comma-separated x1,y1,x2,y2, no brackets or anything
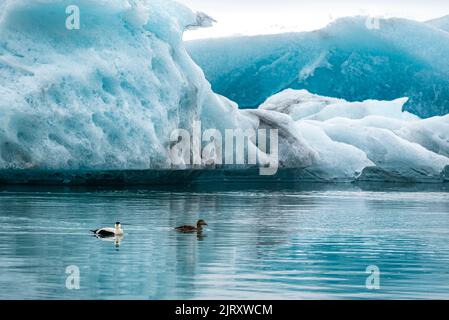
196,220,208,228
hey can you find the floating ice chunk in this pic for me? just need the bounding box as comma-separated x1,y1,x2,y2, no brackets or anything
260,89,449,182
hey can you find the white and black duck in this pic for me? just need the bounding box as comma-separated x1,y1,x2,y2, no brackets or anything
91,222,124,237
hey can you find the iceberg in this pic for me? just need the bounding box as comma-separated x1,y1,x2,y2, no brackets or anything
253,89,449,182
187,16,449,118
0,0,448,184
0,0,247,171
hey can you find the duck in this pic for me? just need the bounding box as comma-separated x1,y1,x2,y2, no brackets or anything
175,220,208,233
91,222,124,237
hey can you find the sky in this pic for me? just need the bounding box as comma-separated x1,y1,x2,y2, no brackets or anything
179,0,449,40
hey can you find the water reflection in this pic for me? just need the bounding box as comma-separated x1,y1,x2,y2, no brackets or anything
94,235,124,249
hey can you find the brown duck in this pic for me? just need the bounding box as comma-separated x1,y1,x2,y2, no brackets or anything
175,220,208,233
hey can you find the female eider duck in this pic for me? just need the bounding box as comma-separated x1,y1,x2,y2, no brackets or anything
91,222,124,237
175,220,208,233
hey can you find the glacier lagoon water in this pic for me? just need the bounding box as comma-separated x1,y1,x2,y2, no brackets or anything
0,183,448,300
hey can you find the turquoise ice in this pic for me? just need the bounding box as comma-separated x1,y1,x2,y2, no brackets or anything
188,16,449,118
0,1,448,183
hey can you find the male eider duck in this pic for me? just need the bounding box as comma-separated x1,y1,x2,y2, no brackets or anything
91,222,124,237
175,220,208,233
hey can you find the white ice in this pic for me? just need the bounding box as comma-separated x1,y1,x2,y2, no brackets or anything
258,89,449,182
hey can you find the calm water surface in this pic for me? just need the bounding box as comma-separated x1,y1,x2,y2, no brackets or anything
0,184,448,299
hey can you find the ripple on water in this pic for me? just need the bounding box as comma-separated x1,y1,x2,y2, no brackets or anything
0,185,448,299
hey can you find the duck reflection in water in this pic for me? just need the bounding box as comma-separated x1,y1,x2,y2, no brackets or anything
94,234,124,248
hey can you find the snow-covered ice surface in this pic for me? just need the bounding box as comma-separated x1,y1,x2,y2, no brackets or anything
187,16,449,118
0,1,448,184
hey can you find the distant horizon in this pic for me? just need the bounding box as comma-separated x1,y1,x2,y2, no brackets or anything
179,0,449,40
